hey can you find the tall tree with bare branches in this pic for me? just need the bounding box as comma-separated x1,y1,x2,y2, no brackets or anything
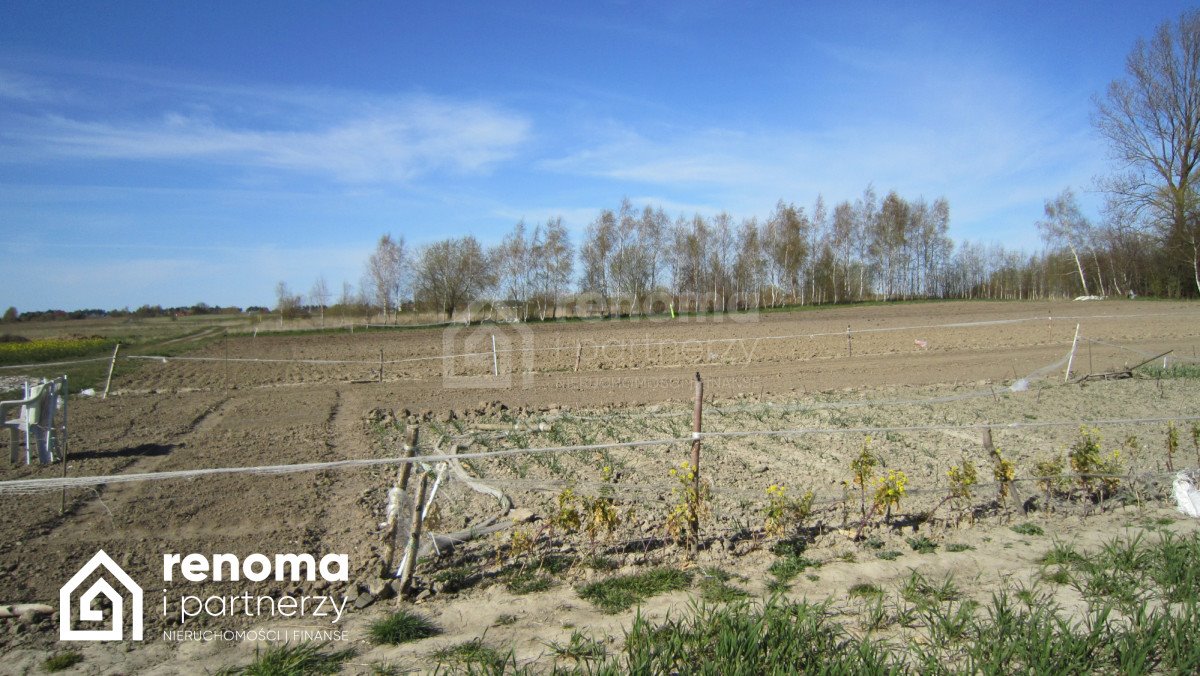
366,234,407,322
1095,8,1200,293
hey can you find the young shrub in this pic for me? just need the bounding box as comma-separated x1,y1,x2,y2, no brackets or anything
552,487,582,534
850,437,878,517
505,527,535,565
990,447,1016,503
580,494,620,549
764,484,815,538
947,459,978,521
1069,427,1122,500
1191,422,1200,465
873,470,908,523
1034,453,1069,501
1166,421,1179,472
665,462,709,548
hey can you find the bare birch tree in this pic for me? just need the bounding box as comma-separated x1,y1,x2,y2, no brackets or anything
1038,188,1093,296
366,234,407,323
309,276,329,327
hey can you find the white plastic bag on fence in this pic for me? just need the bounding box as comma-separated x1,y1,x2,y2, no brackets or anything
1174,471,1200,518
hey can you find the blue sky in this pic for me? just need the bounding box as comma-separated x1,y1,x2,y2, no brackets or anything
0,1,1192,310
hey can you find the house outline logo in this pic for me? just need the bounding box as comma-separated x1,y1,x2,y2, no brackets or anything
60,550,143,641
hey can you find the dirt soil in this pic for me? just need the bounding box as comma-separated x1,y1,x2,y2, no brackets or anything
1,299,1198,674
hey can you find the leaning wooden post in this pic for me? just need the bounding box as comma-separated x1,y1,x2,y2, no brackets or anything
846,325,852,357
381,426,419,577
398,472,429,595
102,343,120,400
379,348,384,383
1064,323,1081,382
573,341,582,372
690,372,704,557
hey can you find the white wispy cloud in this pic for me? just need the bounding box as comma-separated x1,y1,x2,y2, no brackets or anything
0,69,61,102
5,91,531,183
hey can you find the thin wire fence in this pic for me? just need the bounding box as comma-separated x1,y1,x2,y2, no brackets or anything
2,411,1196,496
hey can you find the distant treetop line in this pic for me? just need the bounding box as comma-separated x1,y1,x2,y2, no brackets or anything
6,9,1199,322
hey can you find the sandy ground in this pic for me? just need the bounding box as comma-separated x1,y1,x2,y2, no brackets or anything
0,299,1198,674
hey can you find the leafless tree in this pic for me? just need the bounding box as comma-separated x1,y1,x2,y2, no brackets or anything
733,217,764,309
1038,188,1094,295
498,221,536,319
366,234,407,323
309,276,329,327
1095,8,1200,293
533,217,573,319
580,209,617,314
413,236,496,320
274,281,302,322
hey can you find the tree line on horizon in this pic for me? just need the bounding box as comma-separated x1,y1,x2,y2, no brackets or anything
316,183,1186,324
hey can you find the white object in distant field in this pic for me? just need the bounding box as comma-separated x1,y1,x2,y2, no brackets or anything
79,388,96,397
1073,295,1104,301
1173,471,1200,518
914,339,928,349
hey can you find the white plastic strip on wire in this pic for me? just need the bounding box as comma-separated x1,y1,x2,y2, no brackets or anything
0,437,690,495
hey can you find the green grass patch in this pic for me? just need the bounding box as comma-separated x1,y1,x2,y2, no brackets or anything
1042,567,1072,585
368,609,440,645
223,641,356,675
848,582,885,599
577,568,693,614
1011,522,1045,536
1138,364,1200,379
433,565,479,593
545,629,608,664
506,569,558,595
41,651,84,673
946,543,975,552
899,570,961,607
698,568,748,603
907,535,939,554
876,550,902,561
768,554,819,584
431,638,511,671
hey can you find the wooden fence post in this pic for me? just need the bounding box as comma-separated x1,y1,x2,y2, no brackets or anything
574,341,582,372
102,343,120,400
398,473,429,595
379,348,384,383
381,426,419,577
846,325,852,357
690,372,704,557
